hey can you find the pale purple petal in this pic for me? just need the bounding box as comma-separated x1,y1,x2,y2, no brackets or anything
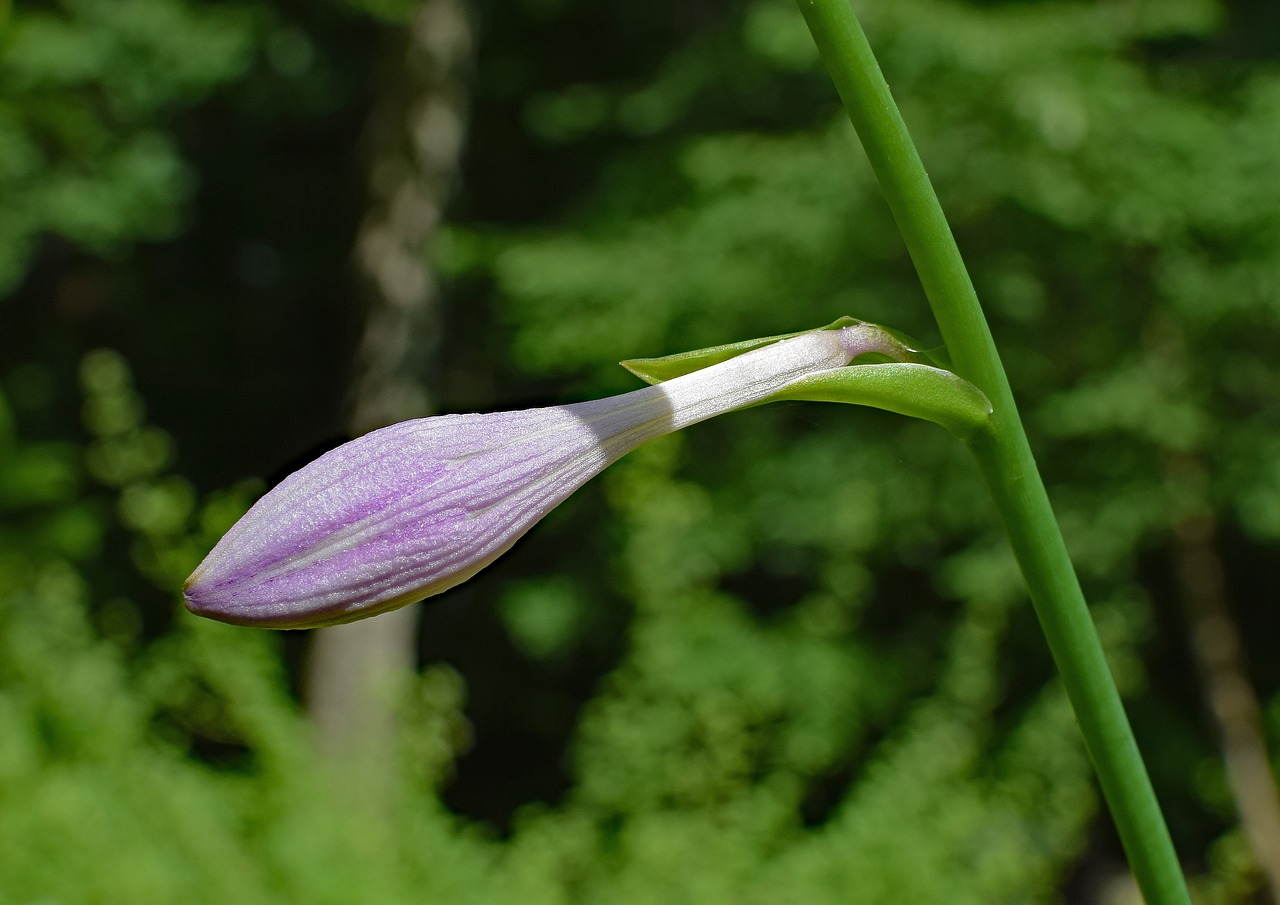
184,326,868,628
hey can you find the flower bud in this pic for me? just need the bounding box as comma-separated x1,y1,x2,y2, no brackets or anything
184,325,876,628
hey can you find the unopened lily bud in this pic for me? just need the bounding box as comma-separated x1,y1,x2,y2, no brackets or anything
184,324,891,628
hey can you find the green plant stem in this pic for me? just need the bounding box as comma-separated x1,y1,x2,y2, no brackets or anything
795,2,1191,903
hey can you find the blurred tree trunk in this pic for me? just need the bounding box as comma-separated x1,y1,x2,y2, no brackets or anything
305,0,473,773
1168,459,1280,901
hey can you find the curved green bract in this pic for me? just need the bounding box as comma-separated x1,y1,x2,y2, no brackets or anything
620,317,985,435
773,362,992,436
621,316,864,385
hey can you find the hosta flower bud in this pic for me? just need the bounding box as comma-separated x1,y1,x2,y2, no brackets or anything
184,324,891,628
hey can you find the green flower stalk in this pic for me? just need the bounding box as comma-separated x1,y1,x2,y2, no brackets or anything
795,1,1193,903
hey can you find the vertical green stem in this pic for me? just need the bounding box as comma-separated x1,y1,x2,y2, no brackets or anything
795,2,1191,903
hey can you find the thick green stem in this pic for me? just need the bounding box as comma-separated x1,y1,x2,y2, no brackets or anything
796,2,1191,903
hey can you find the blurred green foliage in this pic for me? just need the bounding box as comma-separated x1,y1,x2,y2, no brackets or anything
0,0,255,290
3,0,1280,900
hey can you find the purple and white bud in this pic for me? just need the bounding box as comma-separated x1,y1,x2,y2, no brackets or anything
184,325,882,628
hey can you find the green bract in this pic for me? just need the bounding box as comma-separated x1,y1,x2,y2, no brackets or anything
774,362,992,436
623,318,991,436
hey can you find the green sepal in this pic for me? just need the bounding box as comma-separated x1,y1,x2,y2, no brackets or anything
621,316,867,386
772,362,993,436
